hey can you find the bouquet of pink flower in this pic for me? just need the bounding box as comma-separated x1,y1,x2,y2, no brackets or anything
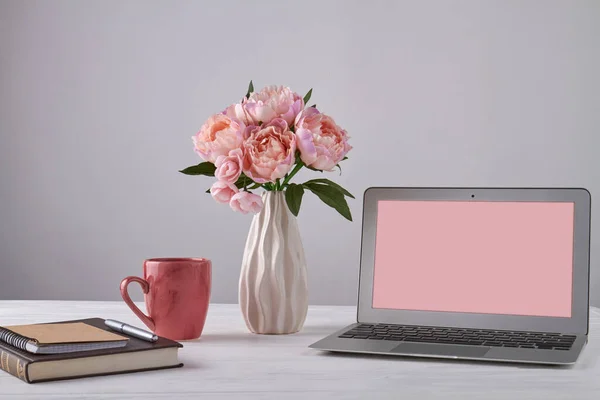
180,82,353,220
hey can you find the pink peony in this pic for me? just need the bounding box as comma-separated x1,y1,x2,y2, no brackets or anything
215,148,243,184
243,86,304,126
295,108,351,171
223,101,253,126
210,181,239,204
242,118,296,183
230,191,263,214
193,114,245,163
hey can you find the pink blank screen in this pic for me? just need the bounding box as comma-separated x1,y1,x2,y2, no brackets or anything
372,201,574,317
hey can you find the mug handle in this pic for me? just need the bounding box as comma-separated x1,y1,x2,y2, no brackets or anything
120,276,155,331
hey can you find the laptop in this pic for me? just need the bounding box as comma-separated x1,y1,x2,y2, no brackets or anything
310,187,591,365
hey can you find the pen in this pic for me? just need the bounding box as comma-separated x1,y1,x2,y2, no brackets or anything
105,319,159,343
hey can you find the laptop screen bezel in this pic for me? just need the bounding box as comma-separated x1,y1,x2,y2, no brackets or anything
357,187,590,334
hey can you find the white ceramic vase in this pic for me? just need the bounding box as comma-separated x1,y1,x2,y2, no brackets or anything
239,191,308,334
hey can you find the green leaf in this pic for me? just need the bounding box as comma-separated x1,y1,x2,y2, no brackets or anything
303,88,313,105
310,104,317,108
233,173,254,189
179,162,216,176
304,178,354,198
303,182,352,221
341,156,348,161
235,177,246,189
248,182,262,190
285,183,305,217
245,80,254,99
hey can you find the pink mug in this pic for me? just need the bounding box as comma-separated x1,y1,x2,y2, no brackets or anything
120,258,211,340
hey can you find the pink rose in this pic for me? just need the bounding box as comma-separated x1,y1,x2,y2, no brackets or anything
295,108,352,171
193,114,245,163
242,118,296,183
243,86,304,126
215,148,243,184
230,191,263,214
210,181,238,204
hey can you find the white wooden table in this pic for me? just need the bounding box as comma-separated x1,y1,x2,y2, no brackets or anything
0,301,599,399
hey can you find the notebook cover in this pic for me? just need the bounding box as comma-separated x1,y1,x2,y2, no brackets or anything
5,322,128,345
0,318,183,383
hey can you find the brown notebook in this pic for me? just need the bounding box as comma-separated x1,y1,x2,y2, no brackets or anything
0,318,183,383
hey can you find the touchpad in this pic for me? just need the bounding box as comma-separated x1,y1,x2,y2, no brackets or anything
392,343,490,358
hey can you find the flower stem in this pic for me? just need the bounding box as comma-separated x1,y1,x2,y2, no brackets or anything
281,162,303,187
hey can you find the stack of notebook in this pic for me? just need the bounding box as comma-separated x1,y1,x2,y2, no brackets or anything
0,318,182,383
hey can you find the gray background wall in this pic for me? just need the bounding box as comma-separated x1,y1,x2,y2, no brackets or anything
1,0,599,306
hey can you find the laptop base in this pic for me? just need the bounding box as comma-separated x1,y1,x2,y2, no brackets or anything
309,323,586,365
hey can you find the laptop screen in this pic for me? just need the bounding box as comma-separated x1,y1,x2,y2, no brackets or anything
372,200,575,318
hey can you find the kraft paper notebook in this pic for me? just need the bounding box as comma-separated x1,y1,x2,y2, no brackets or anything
0,322,129,354
0,318,183,384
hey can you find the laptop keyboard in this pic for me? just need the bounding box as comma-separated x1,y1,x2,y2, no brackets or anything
339,324,576,350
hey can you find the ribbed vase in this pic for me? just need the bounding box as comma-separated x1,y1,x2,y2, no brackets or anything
239,191,308,334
